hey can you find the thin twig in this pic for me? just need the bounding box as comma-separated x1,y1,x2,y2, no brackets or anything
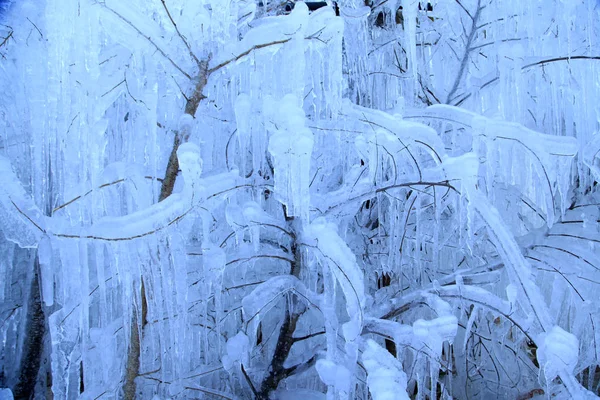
26,17,43,38
159,0,202,67
52,207,196,242
53,176,161,213
10,200,45,233
446,0,482,104
455,0,473,20
0,30,13,48
241,364,258,397
103,4,192,80
209,39,291,74
522,55,600,69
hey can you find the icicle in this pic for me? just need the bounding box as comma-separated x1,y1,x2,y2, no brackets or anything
267,95,314,221
234,93,252,176
38,236,54,306
402,0,419,99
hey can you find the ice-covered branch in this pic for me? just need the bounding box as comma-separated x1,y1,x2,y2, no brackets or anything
362,339,410,400
0,156,46,247
306,218,366,341
1,145,239,243
242,275,319,326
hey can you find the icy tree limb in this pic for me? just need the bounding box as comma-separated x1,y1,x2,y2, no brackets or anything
123,311,140,400
306,218,366,340
362,339,410,400
256,303,305,399
255,224,306,399
159,58,209,201
208,38,292,74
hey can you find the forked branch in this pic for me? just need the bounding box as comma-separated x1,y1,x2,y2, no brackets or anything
159,0,202,67
446,0,483,104
102,4,193,80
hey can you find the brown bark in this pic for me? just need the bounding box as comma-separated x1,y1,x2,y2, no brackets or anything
158,134,181,202
158,59,209,202
256,308,303,399
123,313,141,400
256,217,305,399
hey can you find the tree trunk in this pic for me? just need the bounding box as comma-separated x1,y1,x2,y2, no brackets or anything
13,257,46,399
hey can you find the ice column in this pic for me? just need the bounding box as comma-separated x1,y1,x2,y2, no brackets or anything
267,95,314,221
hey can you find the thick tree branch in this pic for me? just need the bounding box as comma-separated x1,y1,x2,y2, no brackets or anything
256,220,306,399
159,134,182,202
256,306,304,399
123,313,141,400
159,58,209,201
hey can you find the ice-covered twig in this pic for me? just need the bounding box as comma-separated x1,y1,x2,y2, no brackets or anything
100,3,193,80
159,0,202,68
445,0,483,104
208,38,292,74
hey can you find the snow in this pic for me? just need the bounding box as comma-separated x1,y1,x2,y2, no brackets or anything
222,332,250,373
413,315,458,350
362,339,410,400
316,359,352,396
0,389,13,400
537,326,579,381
